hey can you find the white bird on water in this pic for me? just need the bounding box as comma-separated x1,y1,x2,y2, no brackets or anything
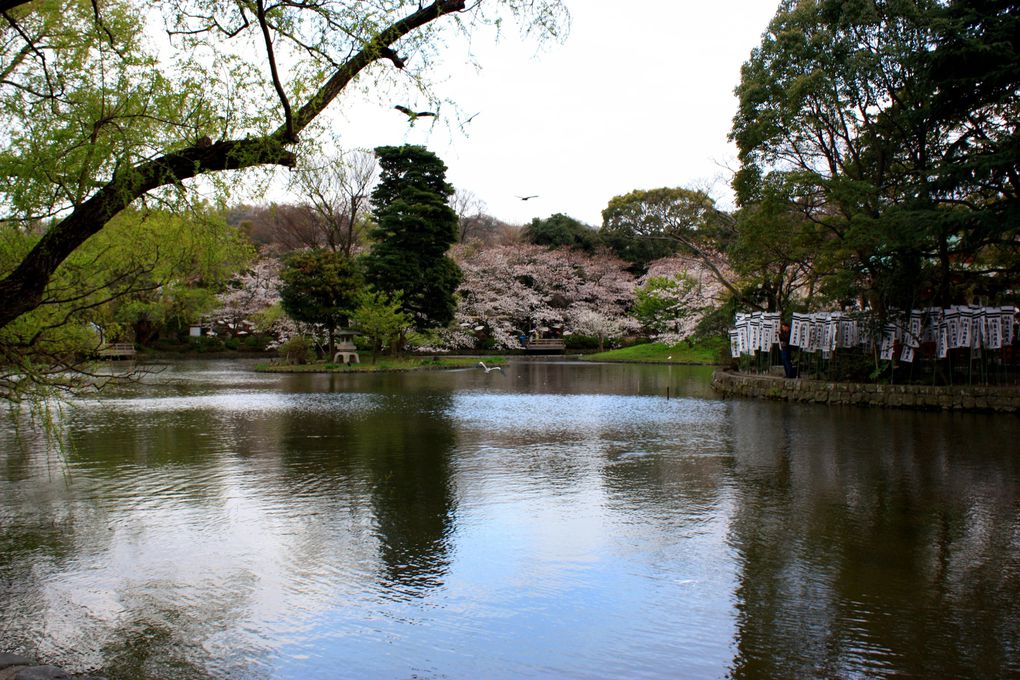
478,361,503,373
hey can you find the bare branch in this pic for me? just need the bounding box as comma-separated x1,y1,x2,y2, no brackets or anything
278,0,466,140
1,9,60,100
255,0,295,141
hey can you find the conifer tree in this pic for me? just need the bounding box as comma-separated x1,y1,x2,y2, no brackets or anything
364,146,461,331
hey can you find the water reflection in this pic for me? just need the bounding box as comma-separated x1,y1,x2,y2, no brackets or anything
1,360,1019,679
726,401,1020,679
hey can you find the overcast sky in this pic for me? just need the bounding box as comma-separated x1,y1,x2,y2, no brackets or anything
280,1,781,227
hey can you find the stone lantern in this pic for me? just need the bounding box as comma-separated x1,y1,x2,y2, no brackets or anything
333,329,361,365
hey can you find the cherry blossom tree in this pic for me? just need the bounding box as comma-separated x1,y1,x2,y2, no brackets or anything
452,243,637,349
215,257,281,322
211,255,299,343
635,254,733,344
571,308,623,352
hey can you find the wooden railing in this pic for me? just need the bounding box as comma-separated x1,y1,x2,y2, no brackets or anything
525,338,566,353
98,343,136,358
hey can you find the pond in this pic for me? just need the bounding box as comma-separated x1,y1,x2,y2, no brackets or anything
2,359,1018,679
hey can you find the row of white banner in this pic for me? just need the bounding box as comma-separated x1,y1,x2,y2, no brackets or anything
729,306,1019,362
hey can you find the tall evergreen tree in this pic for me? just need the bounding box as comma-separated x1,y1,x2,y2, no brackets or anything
364,146,461,331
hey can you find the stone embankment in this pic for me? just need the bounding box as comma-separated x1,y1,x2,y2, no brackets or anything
711,370,1020,413
0,655,103,680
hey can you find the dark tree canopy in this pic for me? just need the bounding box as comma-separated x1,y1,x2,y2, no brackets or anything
598,230,678,275
730,0,1019,311
371,145,455,209
278,248,363,356
364,145,461,331
523,213,601,252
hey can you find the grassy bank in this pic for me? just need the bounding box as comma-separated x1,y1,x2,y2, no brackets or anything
584,337,727,365
256,355,507,373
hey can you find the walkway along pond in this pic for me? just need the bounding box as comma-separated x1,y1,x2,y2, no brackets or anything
2,360,1019,678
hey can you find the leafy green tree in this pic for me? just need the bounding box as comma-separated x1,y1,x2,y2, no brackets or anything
364,145,461,331
99,209,253,344
600,187,741,300
0,207,251,401
632,275,698,336
278,248,363,357
352,288,412,362
113,287,218,345
599,229,678,275
727,181,828,313
730,0,1019,310
0,0,567,337
523,213,601,252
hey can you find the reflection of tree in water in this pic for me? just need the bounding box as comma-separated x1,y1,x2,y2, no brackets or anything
599,430,729,519
0,514,78,657
278,391,458,595
65,406,226,470
501,362,717,399
0,428,108,660
725,402,1020,678
364,393,457,593
99,617,208,680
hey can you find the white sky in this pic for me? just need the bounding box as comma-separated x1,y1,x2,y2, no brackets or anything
276,1,781,227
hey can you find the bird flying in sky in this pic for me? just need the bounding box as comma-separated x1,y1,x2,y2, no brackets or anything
517,195,538,201
394,105,436,123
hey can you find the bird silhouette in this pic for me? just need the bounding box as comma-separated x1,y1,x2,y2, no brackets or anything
516,195,538,201
459,112,480,131
478,361,503,374
394,105,436,123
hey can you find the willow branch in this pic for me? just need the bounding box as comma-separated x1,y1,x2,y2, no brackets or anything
0,0,468,332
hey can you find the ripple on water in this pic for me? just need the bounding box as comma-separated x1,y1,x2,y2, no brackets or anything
67,391,380,419
452,392,727,434
5,362,1020,679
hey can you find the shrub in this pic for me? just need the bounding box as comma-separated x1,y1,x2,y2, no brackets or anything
564,334,601,350
241,335,270,351
278,336,316,365
190,336,225,353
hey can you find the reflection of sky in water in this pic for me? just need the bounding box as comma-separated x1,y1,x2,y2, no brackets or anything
263,392,737,680
452,392,726,431
70,391,380,417
3,361,1020,679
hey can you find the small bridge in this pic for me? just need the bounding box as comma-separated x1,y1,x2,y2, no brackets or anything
98,343,137,359
525,338,566,354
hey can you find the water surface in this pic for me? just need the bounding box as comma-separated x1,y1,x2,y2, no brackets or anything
1,360,1018,678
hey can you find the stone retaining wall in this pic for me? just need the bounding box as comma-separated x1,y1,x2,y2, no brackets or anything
711,370,1020,413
